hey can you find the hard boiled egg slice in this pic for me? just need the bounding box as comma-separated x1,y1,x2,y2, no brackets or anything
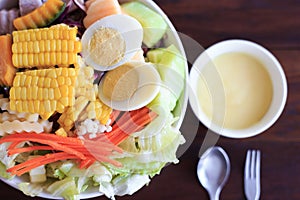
81,14,143,71
98,61,161,111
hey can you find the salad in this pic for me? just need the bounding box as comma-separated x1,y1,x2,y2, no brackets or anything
0,0,187,199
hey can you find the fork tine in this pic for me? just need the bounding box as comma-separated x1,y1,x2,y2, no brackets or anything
245,150,251,178
251,150,256,178
256,150,261,180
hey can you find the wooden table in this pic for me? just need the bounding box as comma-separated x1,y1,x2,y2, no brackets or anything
1,0,300,199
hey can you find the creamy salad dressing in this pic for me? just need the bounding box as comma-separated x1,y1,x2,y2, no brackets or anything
198,52,273,129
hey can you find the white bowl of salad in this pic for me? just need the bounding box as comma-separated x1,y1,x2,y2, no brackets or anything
0,0,188,199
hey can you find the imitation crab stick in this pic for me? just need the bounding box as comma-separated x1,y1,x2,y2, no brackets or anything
0,136,86,159
0,132,123,176
8,146,55,156
105,107,157,145
7,152,79,176
83,0,122,28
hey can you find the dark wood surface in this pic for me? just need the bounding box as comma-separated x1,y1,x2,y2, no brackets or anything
1,0,300,199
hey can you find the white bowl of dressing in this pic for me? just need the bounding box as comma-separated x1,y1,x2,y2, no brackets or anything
189,39,287,138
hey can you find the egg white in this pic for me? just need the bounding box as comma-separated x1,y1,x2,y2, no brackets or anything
98,61,161,111
81,14,143,71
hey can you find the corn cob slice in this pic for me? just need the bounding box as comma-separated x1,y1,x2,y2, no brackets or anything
12,24,81,68
9,68,79,119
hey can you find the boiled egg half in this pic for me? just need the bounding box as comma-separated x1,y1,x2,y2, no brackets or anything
98,61,161,111
81,14,143,71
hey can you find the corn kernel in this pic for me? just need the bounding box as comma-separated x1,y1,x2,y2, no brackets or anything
28,53,34,66
32,86,38,100
38,77,44,87
57,76,65,85
36,30,42,40
50,79,58,88
48,88,54,100
64,119,73,127
44,77,51,88
20,75,27,86
65,78,72,86
57,102,65,113
16,100,22,112
49,100,56,111
32,76,39,85
50,52,56,65
47,69,57,79
88,110,96,119
15,87,21,99
44,52,50,66
24,76,32,86
39,102,45,113
42,30,47,40
28,41,34,53
54,87,61,99
28,100,34,113
62,52,68,65
43,88,48,100
61,67,69,77
12,54,18,67
44,100,51,112
22,54,28,66
53,28,59,39
60,97,69,106
22,101,28,112
55,128,67,137
34,54,39,66
30,31,36,41
13,75,20,87
39,69,46,77
21,88,27,100
27,87,32,100
33,100,40,112
48,29,54,40
25,32,30,41
33,40,39,53
18,54,22,67
38,53,45,66
38,88,43,100
12,43,17,53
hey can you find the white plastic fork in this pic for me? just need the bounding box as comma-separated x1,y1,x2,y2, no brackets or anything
244,150,261,200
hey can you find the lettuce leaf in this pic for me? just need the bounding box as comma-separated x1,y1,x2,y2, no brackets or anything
46,177,79,200
0,161,12,179
99,174,150,200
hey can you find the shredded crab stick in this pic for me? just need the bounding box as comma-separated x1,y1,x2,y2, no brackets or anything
7,152,79,177
0,107,157,176
105,107,158,145
0,132,123,176
8,146,56,156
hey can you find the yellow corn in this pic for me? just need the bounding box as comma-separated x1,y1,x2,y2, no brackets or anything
58,96,89,131
12,24,81,68
86,98,112,125
55,127,68,137
9,68,79,119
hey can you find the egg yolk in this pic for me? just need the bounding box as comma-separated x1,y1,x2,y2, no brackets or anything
90,27,125,67
102,64,139,101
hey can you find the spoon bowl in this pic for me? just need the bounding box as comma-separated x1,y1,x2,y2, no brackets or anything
197,146,230,200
